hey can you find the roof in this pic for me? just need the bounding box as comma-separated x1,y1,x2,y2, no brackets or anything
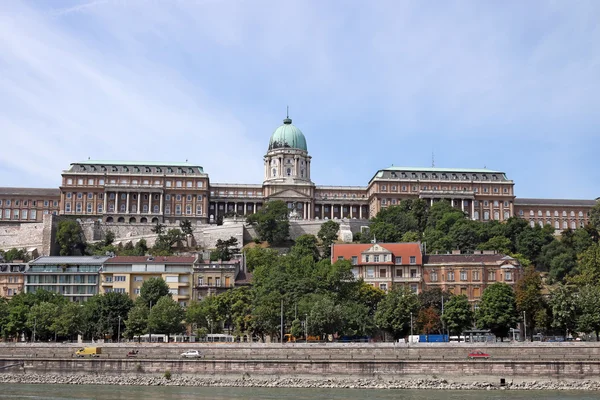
382,167,503,174
106,256,196,264
30,256,110,265
0,187,60,197
235,270,253,285
424,253,517,265
331,243,423,264
369,166,510,184
74,160,201,168
514,198,597,207
268,117,308,152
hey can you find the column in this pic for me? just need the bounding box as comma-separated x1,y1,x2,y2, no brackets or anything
126,192,130,214
350,205,353,219
500,201,504,221
330,204,334,220
295,156,299,177
461,199,465,212
115,191,119,213
137,192,141,214
244,202,247,215
471,201,475,220
430,198,433,206
303,203,307,219
149,193,153,214
159,193,164,214
359,206,363,220
103,192,108,214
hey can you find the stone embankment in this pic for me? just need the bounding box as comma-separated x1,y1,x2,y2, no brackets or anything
0,373,597,391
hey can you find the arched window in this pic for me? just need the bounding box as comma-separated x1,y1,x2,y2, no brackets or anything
272,168,277,177
555,221,559,229
571,221,576,229
530,220,535,227
286,168,292,176
493,211,499,220
538,210,542,217
473,211,479,220
563,221,568,229
504,211,510,220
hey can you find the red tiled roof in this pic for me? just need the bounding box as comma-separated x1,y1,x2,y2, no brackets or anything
106,256,196,264
331,243,423,265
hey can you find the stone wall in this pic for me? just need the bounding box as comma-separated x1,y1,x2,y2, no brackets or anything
0,214,59,256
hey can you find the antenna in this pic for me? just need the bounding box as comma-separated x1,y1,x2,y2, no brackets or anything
286,105,289,118
431,151,435,167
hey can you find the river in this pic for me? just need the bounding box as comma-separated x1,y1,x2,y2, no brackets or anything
1,384,600,400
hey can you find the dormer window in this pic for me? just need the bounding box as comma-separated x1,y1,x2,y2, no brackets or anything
145,167,151,172
442,174,447,179
134,167,140,172
101,166,107,172
91,166,96,171
432,173,438,179
492,175,498,180
412,173,417,178
123,167,128,172
157,167,162,173
168,168,173,173
482,175,488,180
112,166,117,172
178,168,183,173
81,166,86,171
421,173,427,178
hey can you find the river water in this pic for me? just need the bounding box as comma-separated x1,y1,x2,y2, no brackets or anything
2,385,600,400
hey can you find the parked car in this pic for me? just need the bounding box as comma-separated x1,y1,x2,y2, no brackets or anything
180,350,203,359
126,350,139,358
75,347,102,357
468,350,490,359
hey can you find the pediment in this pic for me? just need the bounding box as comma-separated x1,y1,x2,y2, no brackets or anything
363,244,392,254
268,189,311,199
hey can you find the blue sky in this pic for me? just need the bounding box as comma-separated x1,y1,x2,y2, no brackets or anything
1,0,599,199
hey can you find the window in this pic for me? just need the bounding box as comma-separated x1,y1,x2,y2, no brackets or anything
30,210,37,220
65,203,71,212
186,181,192,188
379,268,387,278
196,205,202,215
186,205,192,215
447,271,455,281
395,256,402,265
21,210,27,219
351,256,358,265
410,269,417,278
176,181,182,188
99,179,105,185
175,205,181,215
66,193,72,199
410,284,418,293
197,195,203,201
176,194,182,201
460,271,468,281
88,179,94,185
366,267,375,278
409,256,416,264
488,271,496,281
381,185,386,191
379,283,387,291
493,200,499,207
87,203,92,213
197,181,203,188
13,210,19,219
166,181,172,187
396,269,403,277
373,255,380,262
154,205,159,213
97,204,103,213
472,270,480,281
504,271,512,281
430,271,437,282
134,288,141,295
484,211,490,220
114,288,126,294
114,276,126,282
67,178,73,185
186,194,192,202
365,255,370,262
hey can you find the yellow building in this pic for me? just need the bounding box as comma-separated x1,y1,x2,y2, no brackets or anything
193,258,241,301
101,256,196,307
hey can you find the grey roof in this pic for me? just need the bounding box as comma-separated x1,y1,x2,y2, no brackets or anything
30,256,110,265
65,161,205,175
0,187,60,197
514,198,597,207
424,253,516,265
370,167,510,184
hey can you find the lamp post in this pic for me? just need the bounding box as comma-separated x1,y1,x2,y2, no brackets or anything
280,297,284,344
410,312,414,337
33,317,37,343
523,311,527,342
118,315,121,343
305,313,308,342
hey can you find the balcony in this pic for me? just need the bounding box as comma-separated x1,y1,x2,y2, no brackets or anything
419,190,475,199
195,283,234,289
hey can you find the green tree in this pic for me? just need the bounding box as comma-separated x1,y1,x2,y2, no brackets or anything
151,222,165,235
374,286,419,340
549,284,578,338
340,301,375,337
53,302,82,340
448,220,480,252
151,229,185,255
478,236,512,255
210,237,239,261
549,252,577,283
576,285,600,340
307,295,343,338
179,219,193,236
476,282,518,341
290,318,303,339
138,277,171,308
514,266,543,341
441,294,473,341
589,201,600,231
290,234,321,262
246,200,290,245
147,296,185,340
317,220,339,259
56,219,87,256
516,226,554,263
369,205,418,242
570,244,600,286
124,303,149,340
243,246,278,272
401,231,421,242
422,228,452,254
2,248,30,262
418,288,453,312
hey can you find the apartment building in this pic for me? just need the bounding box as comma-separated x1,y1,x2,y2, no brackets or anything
422,252,521,303
25,256,108,302
331,242,424,293
101,256,196,307
0,188,60,223
193,258,241,300
514,198,596,231
0,262,27,298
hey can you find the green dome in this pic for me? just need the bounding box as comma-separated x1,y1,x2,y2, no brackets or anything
268,117,307,152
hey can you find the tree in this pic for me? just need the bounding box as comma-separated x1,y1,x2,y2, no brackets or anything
56,219,86,256
570,244,600,287
243,247,278,272
290,234,321,262
151,222,165,235
147,296,185,340
478,236,512,255
374,286,419,340
210,237,239,261
307,295,343,338
476,282,518,341
418,288,453,312
138,277,171,309
53,302,82,340
246,200,290,245
515,266,544,340
27,302,60,341
576,285,600,340
417,306,441,336
442,294,473,341
317,220,339,259
516,226,554,263
179,219,193,236
151,229,185,255
447,220,480,252
2,248,30,262
549,284,578,338
124,303,149,340
590,201,600,231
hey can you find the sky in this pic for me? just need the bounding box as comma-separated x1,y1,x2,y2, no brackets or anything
1,0,599,199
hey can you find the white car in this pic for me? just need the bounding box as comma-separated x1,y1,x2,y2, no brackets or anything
180,350,203,359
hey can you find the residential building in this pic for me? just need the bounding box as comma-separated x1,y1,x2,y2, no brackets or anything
193,258,241,300
25,256,108,302
1,115,597,230
0,262,27,298
101,256,196,307
0,188,60,223
422,252,522,304
331,242,424,293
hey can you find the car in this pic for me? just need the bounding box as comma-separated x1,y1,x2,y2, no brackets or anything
126,350,139,358
180,350,203,359
468,351,491,359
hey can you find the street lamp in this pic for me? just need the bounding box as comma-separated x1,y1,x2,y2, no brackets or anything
410,312,414,337
305,313,308,342
33,317,37,343
117,316,121,343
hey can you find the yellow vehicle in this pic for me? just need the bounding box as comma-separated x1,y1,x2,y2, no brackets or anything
285,334,320,342
75,347,102,357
